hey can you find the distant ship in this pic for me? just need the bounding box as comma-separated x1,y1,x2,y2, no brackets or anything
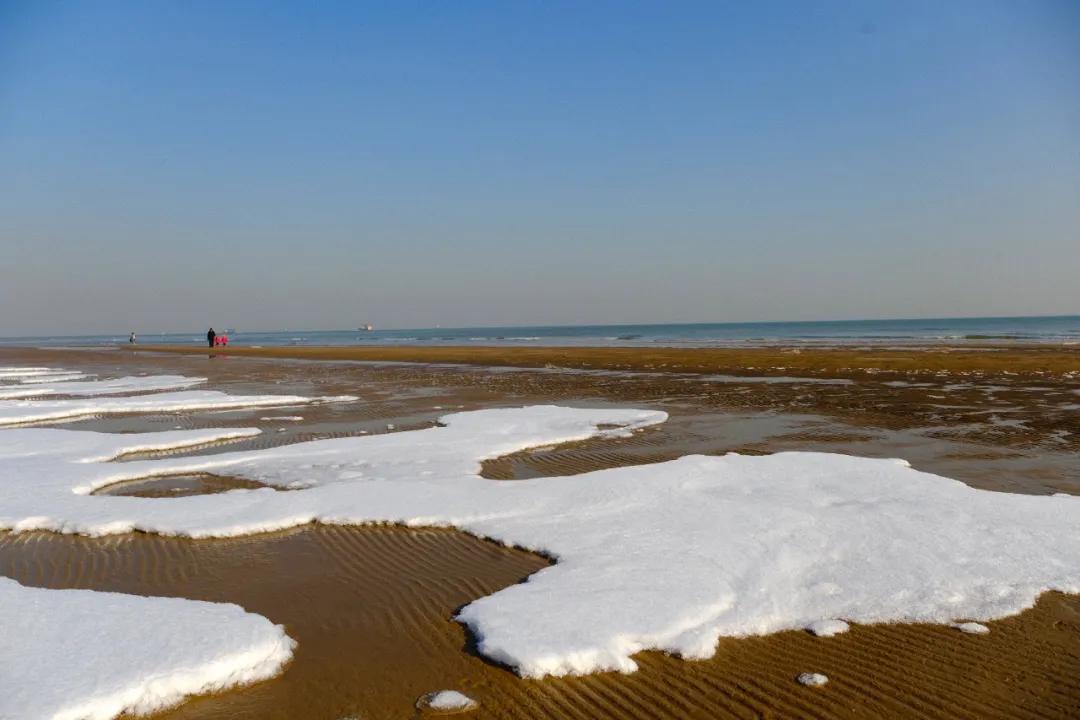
359,324,374,332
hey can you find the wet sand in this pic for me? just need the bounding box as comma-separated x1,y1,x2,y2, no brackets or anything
132,342,1080,376
39,344,1080,486
1,525,1078,720
0,346,1078,718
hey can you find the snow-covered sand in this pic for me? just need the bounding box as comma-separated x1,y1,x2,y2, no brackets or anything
14,372,91,384
807,619,850,637
419,690,478,711
1,405,1077,679
954,622,990,635
797,672,829,687
0,367,67,375
0,389,353,426
0,367,85,380
0,577,294,720
0,374,206,399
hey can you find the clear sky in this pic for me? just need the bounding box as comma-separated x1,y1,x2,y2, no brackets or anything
1,1,1078,335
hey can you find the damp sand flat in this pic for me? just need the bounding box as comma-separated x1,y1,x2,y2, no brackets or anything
42,343,1075,461
1,526,1077,720
131,342,1080,376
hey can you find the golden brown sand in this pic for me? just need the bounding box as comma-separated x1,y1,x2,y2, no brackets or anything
0,346,1078,718
1,525,1077,720
132,342,1080,377
121,343,1080,459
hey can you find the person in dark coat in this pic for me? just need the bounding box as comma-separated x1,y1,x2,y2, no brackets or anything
207,328,216,348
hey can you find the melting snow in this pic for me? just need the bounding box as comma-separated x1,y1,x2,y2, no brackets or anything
419,690,478,712
0,406,1077,680
0,577,293,720
797,672,829,686
0,367,79,379
15,372,92,384
953,622,990,635
807,619,850,637
0,375,206,399
0,390,352,426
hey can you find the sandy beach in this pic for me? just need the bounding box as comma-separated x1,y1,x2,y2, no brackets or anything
9,3,1078,716
0,345,1077,719
132,342,1080,376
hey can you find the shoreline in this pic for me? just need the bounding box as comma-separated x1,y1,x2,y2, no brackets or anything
124,343,1080,377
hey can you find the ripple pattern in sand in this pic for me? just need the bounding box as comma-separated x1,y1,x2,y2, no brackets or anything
0,526,1077,720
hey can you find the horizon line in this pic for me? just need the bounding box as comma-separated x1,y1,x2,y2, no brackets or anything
2,313,1077,340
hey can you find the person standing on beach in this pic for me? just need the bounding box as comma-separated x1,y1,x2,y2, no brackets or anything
207,328,216,348
129,332,135,344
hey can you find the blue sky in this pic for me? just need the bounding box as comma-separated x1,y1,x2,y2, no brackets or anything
1,1,1078,334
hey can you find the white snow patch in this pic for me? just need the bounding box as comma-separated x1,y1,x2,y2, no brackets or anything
314,395,360,404
0,405,1078,680
797,672,829,687
0,367,79,379
15,372,91,384
419,689,478,712
0,390,331,426
260,416,304,422
0,577,294,720
807,619,850,637
953,622,990,635
0,375,205,399
702,374,853,385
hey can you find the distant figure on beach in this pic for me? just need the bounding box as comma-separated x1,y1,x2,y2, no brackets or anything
128,332,135,344
207,328,216,348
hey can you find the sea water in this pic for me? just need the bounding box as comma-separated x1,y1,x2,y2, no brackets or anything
3,315,1078,348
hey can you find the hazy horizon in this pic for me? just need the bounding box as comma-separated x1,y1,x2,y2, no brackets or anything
2,313,1078,340
3,1,1078,335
